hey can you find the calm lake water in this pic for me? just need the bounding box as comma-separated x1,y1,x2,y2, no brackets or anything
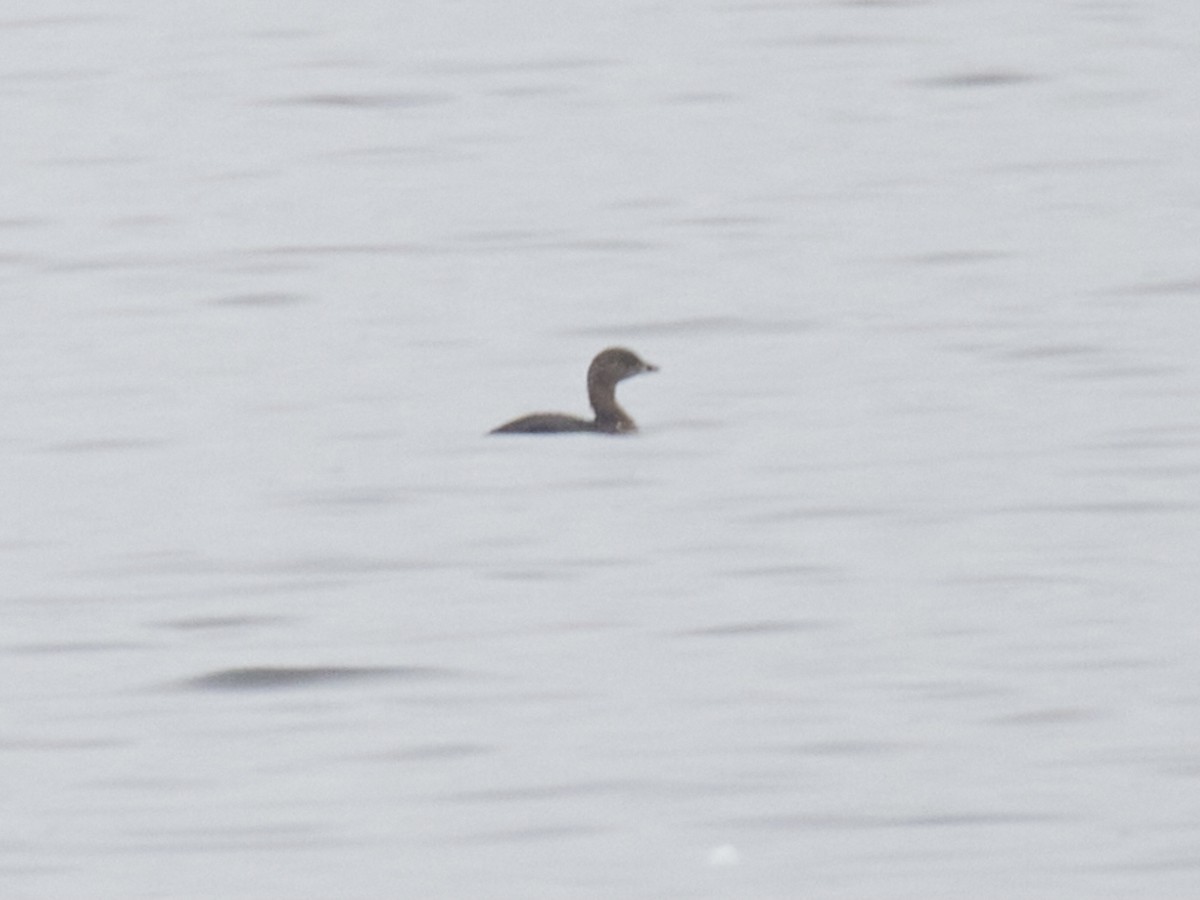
4,1,1200,897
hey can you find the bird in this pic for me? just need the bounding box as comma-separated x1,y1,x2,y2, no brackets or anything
490,347,658,435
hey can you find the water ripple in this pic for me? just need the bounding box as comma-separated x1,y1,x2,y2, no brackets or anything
267,91,452,109
720,810,1067,831
181,665,450,692
673,619,829,638
916,70,1040,89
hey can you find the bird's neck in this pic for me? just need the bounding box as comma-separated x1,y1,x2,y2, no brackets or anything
589,379,634,433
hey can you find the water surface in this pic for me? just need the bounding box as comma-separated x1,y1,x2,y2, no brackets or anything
3,1,1200,897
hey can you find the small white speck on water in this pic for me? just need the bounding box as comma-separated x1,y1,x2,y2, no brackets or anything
707,844,741,866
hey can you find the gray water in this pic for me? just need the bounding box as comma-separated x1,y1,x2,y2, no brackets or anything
4,2,1200,897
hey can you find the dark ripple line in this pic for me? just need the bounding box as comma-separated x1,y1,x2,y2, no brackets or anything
987,501,1195,515
722,810,1065,831
570,316,817,337
1104,277,1200,297
422,57,615,76
266,92,451,109
897,250,1012,265
0,14,118,30
673,619,829,638
8,640,148,655
40,438,169,453
182,665,449,692
207,292,307,308
916,70,1040,89
449,780,639,803
248,241,439,257
158,615,290,632
453,824,611,844
740,506,893,524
